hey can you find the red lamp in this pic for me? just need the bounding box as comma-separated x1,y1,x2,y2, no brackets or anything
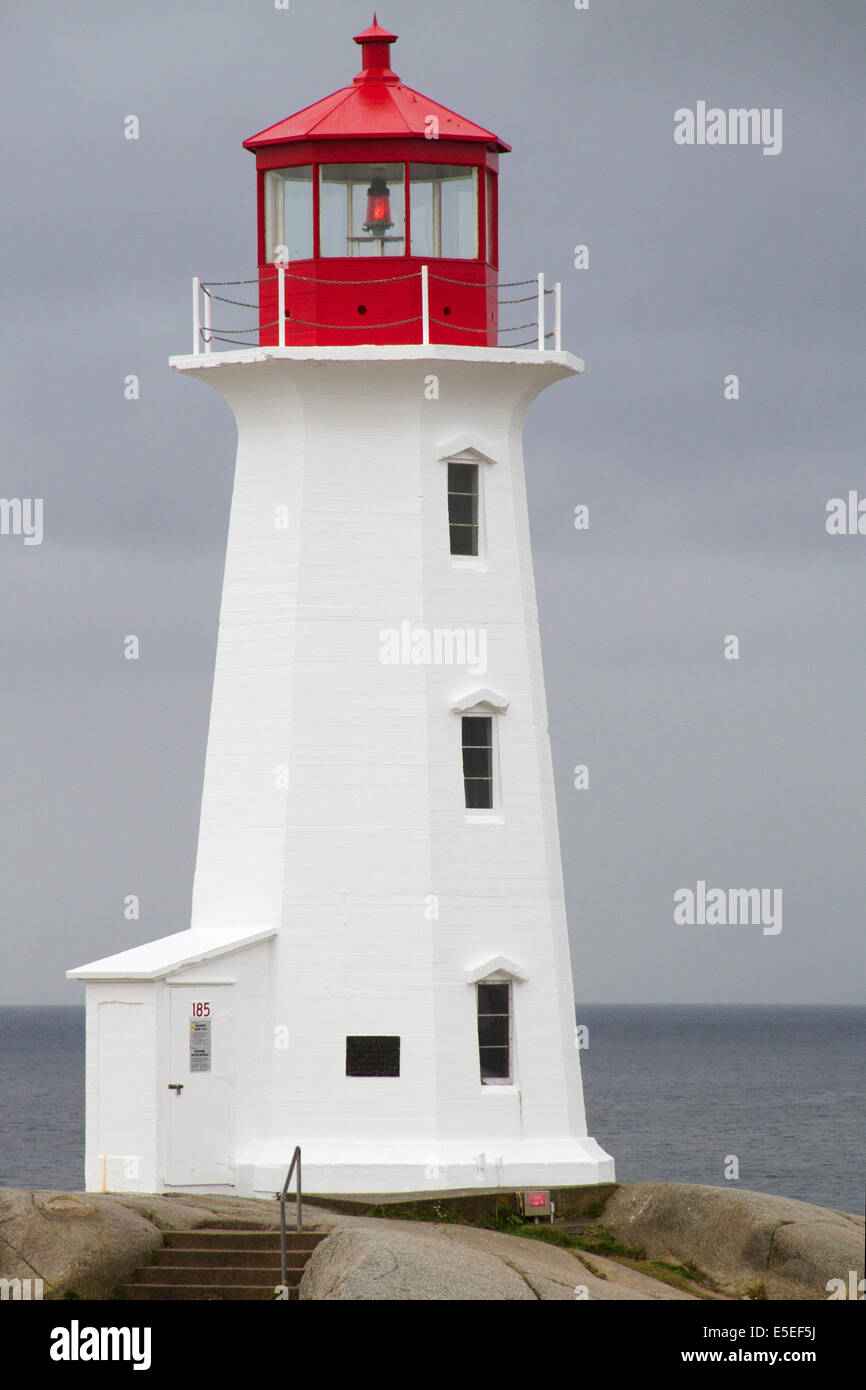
363,174,393,235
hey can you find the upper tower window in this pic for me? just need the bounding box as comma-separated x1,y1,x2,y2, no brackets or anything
409,165,478,259
448,462,479,556
320,163,406,257
264,166,314,262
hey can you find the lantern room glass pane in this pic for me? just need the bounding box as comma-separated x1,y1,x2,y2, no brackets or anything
486,170,497,266
319,163,406,257
409,165,478,259
264,167,313,262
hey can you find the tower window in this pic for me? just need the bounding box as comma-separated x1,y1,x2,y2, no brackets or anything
345,1036,400,1076
448,462,479,556
477,982,511,1083
462,715,493,808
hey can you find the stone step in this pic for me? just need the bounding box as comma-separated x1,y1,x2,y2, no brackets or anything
120,1228,322,1300
162,1229,324,1251
129,1265,303,1287
119,1228,323,1301
123,1283,296,1301
152,1248,308,1269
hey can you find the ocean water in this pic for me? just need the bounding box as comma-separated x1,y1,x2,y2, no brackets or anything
579,1006,865,1215
0,1005,863,1214
0,1007,86,1193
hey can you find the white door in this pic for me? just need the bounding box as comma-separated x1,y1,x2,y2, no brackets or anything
166,985,234,1186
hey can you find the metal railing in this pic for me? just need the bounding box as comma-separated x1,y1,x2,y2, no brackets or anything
279,1145,302,1288
191,266,562,354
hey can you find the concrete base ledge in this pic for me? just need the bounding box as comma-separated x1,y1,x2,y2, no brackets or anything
302,1183,617,1222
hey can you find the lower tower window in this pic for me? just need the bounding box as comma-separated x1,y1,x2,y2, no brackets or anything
476,982,511,1083
462,715,493,808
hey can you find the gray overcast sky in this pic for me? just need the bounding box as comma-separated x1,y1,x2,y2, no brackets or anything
1,0,863,1004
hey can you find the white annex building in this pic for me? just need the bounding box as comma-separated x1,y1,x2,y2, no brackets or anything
68,19,614,1197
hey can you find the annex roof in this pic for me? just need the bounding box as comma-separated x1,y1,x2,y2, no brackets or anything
66,928,276,982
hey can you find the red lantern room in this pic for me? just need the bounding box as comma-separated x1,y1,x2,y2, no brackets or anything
243,16,510,348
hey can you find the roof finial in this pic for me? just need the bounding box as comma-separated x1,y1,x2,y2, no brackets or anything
353,15,399,83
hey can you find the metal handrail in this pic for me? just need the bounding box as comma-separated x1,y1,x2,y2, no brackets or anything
279,1146,302,1288
191,268,563,354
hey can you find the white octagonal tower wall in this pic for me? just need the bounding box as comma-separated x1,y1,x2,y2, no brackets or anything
169,345,613,1193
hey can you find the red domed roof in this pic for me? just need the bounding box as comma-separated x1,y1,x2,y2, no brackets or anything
243,16,510,153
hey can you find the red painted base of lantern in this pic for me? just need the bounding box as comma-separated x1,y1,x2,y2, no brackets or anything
259,258,497,348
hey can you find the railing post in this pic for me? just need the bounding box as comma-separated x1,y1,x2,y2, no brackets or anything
537,272,545,352
295,1148,302,1232
278,264,286,348
203,287,212,355
554,281,562,352
192,276,200,355
421,264,430,346
280,1183,287,1288
279,1145,303,1290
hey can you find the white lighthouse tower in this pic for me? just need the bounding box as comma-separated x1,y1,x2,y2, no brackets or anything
69,18,614,1197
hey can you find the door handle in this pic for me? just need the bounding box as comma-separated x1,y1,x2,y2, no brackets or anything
168,1083,184,1095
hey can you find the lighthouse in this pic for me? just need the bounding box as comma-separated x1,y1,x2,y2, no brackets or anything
68,19,614,1197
